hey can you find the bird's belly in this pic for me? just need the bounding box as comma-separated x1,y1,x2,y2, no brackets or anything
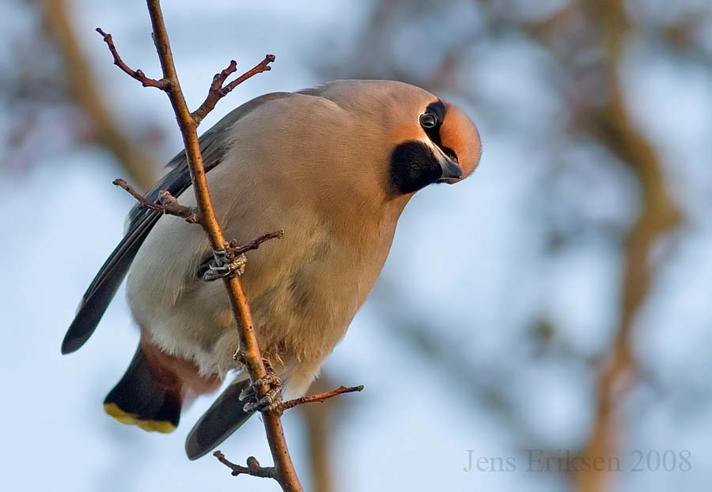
127,206,395,380
128,248,373,380
134,276,362,380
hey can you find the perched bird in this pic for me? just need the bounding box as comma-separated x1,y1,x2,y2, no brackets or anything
62,80,482,459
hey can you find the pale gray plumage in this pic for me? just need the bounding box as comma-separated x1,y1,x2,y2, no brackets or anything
62,79,482,459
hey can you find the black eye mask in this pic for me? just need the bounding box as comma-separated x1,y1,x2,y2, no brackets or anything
421,100,458,162
420,100,446,146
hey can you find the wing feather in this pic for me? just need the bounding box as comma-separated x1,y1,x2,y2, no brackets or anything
61,92,292,354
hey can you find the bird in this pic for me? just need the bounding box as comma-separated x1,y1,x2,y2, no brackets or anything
62,79,482,460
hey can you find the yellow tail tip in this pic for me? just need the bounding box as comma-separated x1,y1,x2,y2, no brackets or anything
103,402,176,433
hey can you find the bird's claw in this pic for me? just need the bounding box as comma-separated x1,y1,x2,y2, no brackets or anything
202,249,247,281
239,374,283,413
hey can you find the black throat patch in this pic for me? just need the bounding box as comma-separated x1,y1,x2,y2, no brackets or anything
390,140,442,194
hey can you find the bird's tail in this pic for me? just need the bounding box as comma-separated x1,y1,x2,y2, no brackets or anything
103,346,182,433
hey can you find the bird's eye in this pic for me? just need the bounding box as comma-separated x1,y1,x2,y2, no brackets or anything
419,112,438,129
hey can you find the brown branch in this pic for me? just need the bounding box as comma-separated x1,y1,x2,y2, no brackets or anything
192,55,275,125
95,28,170,90
100,4,359,490
229,230,284,256
136,1,302,490
112,178,200,223
213,452,278,480
157,191,201,223
278,385,364,414
112,178,161,209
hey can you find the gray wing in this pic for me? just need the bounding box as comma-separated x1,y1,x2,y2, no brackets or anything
61,92,292,354
184,379,254,460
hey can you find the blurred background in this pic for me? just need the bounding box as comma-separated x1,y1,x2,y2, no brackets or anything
2,0,711,491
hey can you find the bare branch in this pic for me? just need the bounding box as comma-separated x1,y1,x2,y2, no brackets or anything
213,452,278,480
277,385,365,414
157,191,201,223
192,55,275,125
95,28,169,90
140,0,301,489
112,178,200,223
112,178,161,209
99,4,362,490
229,230,284,256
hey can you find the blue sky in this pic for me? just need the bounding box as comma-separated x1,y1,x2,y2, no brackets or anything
2,1,712,491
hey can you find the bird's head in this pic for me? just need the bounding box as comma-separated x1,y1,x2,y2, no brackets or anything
389,95,482,194
309,80,482,197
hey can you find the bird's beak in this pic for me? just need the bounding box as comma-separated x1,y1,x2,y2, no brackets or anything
434,146,464,184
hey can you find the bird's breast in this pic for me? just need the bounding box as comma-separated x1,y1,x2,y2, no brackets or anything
128,201,401,379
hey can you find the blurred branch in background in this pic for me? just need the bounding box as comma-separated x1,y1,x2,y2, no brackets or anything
574,1,681,491
41,0,157,190
302,376,340,492
5,0,711,490
322,1,709,491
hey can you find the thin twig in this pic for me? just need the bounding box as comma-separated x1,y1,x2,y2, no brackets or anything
277,385,365,414
113,178,200,223
199,231,284,280
229,230,284,256
192,55,275,125
102,4,360,490
95,28,170,89
157,191,201,223
213,452,278,479
112,178,161,209
140,1,302,490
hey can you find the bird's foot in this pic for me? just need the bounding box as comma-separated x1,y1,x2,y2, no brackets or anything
239,374,283,413
202,249,247,281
